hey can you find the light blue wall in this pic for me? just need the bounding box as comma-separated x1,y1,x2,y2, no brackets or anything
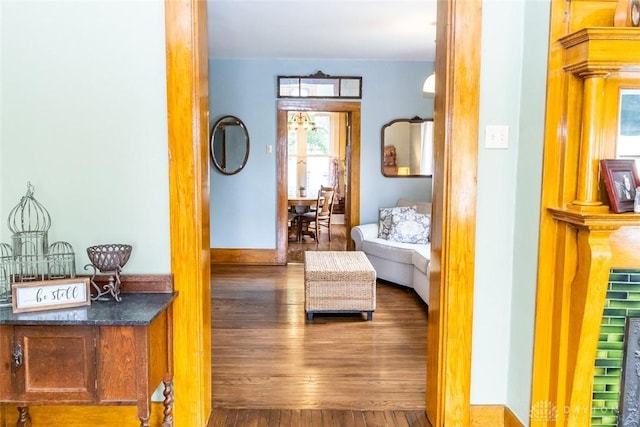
209,59,434,248
473,0,525,404
508,0,549,423
1,1,170,274
473,0,549,424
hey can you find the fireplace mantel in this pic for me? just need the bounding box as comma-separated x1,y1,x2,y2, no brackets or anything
549,208,640,229
531,14,640,427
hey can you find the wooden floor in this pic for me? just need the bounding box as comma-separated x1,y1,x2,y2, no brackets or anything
287,223,346,263
208,263,431,426
207,408,431,426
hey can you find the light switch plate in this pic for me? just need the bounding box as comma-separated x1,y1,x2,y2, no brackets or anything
485,125,509,149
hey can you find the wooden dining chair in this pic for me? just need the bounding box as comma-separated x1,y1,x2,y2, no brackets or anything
309,185,334,212
301,188,335,242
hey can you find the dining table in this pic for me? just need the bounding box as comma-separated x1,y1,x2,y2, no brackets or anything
287,196,323,241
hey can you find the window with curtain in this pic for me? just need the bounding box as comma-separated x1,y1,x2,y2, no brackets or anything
288,112,340,197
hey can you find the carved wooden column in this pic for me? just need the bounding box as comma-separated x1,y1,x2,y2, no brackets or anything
573,72,609,208
560,29,624,212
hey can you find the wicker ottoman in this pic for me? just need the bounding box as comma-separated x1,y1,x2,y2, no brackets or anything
304,251,377,321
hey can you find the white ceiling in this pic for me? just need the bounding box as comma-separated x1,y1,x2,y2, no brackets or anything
207,0,437,62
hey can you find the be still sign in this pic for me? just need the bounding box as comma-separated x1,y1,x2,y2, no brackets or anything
12,278,91,313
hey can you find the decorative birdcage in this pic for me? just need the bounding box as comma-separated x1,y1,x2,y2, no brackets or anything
8,183,52,282
47,241,76,280
1,183,77,292
0,243,13,305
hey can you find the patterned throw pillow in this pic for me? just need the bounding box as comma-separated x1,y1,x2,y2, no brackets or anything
388,212,431,244
378,206,416,239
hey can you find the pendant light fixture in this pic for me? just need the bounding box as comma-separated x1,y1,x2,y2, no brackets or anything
423,72,436,94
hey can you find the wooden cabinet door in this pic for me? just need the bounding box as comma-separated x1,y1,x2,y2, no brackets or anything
13,325,97,403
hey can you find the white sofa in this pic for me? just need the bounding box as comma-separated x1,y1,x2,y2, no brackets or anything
351,199,431,305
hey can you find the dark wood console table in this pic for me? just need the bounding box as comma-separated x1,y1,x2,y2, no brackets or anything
0,292,176,427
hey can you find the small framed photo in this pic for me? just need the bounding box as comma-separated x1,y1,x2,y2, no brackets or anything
600,159,640,213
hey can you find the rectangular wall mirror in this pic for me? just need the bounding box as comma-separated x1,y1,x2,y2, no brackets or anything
381,117,433,177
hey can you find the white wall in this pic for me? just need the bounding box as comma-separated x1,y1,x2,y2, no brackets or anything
1,0,171,274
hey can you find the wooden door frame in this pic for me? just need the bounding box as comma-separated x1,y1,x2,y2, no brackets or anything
276,100,361,263
164,0,481,425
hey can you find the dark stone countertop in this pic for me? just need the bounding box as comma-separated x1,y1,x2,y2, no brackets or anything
0,292,177,326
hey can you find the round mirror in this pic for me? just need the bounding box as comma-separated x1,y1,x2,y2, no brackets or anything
210,115,250,175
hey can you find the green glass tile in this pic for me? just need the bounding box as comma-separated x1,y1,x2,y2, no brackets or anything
593,391,620,400
604,402,620,417
610,283,639,291
609,317,627,326
600,325,625,334
607,350,624,359
598,342,624,350
609,270,629,282
607,334,624,343
604,308,628,317
605,368,621,376
609,272,630,282
596,359,622,367
593,274,640,421
605,383,620,392
594,376,614,384
607,291,629,300
611,299,640,309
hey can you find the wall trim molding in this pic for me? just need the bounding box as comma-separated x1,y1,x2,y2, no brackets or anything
505,406,525,427
470,405,525,427
210,248,282,265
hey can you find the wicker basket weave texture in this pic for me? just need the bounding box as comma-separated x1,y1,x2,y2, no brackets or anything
304,251,376,312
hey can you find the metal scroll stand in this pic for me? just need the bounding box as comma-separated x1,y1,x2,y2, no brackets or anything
85,263,124,302
84,244,132,302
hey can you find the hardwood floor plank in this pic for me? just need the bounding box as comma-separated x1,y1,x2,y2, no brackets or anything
352,410,367,427
287,224,346,263
222,408,238,427
207,409,432,426
266,409,281,426
209,262,430,426
391,409,412,427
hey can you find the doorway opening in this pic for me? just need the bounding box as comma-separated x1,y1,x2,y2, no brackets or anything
276,100,361,264
286,110,348,262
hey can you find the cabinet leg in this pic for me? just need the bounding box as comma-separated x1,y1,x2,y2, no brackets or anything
162,377,174,427
17,406,31,427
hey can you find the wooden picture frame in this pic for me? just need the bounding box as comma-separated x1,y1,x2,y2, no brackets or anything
600,159,640,213
12,277,91,313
